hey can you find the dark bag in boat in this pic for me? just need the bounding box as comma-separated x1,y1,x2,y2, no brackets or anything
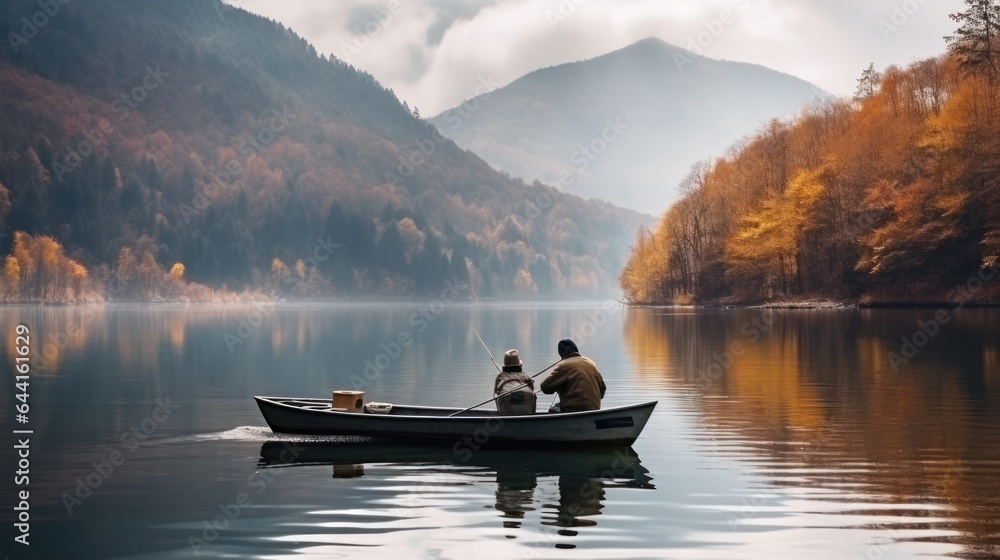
494,372,537,416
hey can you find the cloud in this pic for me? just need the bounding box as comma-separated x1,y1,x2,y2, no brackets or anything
231,0,958,115
425,0,498,45
345,4,383,32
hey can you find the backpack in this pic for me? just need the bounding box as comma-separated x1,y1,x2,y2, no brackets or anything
494,372,537,416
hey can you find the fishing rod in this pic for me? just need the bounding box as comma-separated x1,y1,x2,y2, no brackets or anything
447,358,561,417
473,328,501,373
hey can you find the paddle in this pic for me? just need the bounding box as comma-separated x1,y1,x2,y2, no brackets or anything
447,358,561,417
473,328,501,372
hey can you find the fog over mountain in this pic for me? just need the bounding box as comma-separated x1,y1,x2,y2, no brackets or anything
431,38,829,212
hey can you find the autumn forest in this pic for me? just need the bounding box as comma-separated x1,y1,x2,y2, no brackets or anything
621,1,1000,306
0,0,645,303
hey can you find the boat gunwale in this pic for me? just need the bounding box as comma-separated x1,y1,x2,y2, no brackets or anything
254,395,657,422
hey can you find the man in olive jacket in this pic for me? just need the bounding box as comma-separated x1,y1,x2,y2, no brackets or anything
541,339,606,412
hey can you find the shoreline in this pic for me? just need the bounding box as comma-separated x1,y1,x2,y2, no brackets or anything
5,297,1000,310
627,298,1000,310
0,296,614,306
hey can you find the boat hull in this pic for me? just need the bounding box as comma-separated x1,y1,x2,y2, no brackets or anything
254,396,657,447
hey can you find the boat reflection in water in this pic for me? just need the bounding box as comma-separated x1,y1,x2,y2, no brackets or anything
258,441,654,544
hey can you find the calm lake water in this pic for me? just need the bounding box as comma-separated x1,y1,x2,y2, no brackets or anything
1,302,999,559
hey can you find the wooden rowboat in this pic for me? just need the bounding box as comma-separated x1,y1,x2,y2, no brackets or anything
254,396,657,447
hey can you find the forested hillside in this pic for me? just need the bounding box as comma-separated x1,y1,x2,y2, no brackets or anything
0,0,647,302
620,9,1000,305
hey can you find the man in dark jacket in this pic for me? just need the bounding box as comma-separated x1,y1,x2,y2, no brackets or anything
541,339,606,413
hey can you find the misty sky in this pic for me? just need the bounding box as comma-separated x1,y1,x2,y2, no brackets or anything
229,0,957,116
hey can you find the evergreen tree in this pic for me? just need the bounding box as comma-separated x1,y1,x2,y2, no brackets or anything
854,63,882,102
377,222,406,277
947,0,1000,79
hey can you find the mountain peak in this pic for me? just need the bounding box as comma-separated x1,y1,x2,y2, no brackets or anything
628,36,669,48
607,37,696,60
430,41,826,212
624,36,673,51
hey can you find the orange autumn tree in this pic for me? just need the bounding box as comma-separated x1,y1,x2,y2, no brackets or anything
857,179,968,291
856,77,976,291
2,231,91,302
726,168,827,297
619,224,672,304
0,181,11,225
